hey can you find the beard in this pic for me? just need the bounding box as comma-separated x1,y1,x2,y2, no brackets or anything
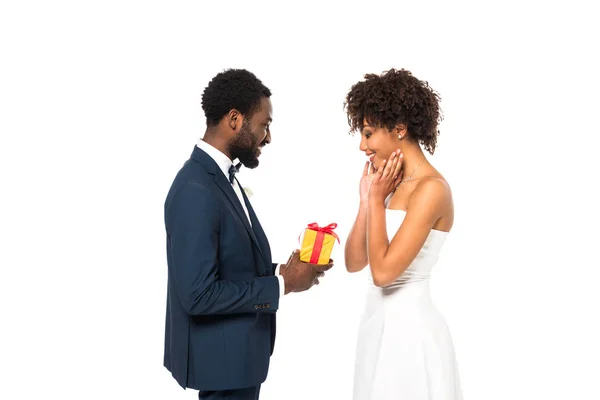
227,120,262,169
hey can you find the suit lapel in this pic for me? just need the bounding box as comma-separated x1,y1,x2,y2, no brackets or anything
238,180,273,274
213,173,265,261
191,145,268,276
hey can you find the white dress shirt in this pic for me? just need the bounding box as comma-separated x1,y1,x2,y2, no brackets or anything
196,139,285,298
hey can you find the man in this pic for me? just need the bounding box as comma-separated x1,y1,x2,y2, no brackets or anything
163,69,333,400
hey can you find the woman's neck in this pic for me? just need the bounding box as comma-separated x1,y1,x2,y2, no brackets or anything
398,141,428,179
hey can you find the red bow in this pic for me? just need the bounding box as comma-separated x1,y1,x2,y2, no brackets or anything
305,222,340,243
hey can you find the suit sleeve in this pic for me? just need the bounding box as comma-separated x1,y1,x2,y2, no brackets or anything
166,182,280,316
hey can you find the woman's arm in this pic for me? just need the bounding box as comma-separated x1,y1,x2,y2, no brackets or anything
345,202,369,272
368,178,450,287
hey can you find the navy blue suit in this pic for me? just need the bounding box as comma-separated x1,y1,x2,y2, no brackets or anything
163,146,280,394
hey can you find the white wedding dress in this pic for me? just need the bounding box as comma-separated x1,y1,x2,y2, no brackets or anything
353,205,463,400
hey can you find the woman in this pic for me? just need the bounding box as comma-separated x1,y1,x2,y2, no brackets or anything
344,69,462,399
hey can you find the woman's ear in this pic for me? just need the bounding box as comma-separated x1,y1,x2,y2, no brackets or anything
394,123,408,140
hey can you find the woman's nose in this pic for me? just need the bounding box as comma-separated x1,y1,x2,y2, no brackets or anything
359,136,368,152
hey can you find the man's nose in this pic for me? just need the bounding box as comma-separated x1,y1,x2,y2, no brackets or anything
263,130,271,145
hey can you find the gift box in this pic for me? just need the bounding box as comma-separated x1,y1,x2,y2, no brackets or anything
299,223,340,264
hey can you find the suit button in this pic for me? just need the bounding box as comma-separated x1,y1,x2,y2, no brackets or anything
254,305,259,309
266,304,270,309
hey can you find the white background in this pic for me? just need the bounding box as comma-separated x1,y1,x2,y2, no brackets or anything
1,1,599,399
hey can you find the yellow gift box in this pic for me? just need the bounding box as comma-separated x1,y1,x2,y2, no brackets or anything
299,222,340,264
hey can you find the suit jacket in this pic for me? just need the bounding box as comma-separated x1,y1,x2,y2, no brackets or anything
163,146,280,391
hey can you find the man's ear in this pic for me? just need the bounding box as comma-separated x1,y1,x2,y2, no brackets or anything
227,109,242,132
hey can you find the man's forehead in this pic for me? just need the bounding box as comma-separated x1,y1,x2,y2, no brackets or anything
263,97,273,112
259,97,273,120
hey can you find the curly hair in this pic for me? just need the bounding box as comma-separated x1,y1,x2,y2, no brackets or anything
344,68,442,154
201,69,272,127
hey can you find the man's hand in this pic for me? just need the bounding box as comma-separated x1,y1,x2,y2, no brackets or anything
279,250,333,294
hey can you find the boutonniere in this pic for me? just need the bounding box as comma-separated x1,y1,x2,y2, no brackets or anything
243,187,254,198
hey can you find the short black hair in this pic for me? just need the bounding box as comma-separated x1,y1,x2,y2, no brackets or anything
201,69,272,127
344,68,442,154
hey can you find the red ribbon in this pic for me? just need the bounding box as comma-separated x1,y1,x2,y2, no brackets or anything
306,222,340,243
301,222,340,264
